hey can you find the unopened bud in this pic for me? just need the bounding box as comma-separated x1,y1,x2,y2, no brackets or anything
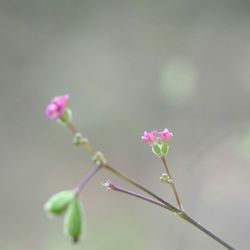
64,198,83,243
44,190,74,216
92,151,107,166
160,173,170,183
73,132,88,146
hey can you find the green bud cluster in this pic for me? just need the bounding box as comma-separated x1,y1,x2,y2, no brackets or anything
44,191,84,242
160,173,171,183
92,151,107,166
73,132,88,146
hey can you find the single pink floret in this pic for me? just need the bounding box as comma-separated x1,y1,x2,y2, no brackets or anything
141,130,158,145
159,128,173,143
46,94,69,119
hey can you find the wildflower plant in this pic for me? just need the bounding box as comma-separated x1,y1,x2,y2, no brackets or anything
44,94,235,249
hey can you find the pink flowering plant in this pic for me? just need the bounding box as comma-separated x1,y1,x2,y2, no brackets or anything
44,94,235,249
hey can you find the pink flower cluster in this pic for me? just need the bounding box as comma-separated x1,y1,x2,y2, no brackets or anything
142,128,173,145
46,94,69,119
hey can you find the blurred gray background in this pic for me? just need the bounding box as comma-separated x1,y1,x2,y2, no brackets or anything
1,0,250,249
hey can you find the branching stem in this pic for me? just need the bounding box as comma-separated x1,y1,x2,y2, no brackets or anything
105,181,235,250
66,121,235,250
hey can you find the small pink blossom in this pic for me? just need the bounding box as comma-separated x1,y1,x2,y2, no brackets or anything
159,128,173,143
46,94,69,119
141,130,158,145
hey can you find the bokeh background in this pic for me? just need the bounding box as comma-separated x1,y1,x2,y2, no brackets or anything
1,1,250,249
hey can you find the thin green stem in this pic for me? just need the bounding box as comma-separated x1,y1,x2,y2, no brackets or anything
161,157,183,210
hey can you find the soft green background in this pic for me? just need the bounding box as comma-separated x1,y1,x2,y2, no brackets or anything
1,1,250,249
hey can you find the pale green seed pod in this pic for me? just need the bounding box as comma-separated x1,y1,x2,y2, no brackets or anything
44,191,74,216
64,198,83,242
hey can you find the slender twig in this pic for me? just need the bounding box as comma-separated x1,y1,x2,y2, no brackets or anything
67,122,96,154
180,212,235,250
104,180,171,210
65,121,236,250
105,180,235,250
67,121,77,134
74,165,102,196
103,165,235,249
103,164,177,212
161,157,183,210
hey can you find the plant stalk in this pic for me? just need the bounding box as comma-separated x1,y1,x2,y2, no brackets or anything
74,165,102,196
108,181,235,250
161,157,183,210
66,121,235,250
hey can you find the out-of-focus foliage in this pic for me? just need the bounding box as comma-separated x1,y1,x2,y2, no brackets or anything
160,58,197,104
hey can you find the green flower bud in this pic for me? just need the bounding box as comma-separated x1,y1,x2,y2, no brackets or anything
57,108,73,125
152,144,161,157
64,198,83,243
92,151,107,166
160,173,170,183
160,143,169,156
73,132,88,146
44,191,74,216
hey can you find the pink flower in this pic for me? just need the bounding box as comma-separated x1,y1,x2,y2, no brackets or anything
141,130,158,145
46,94,69,119
159,128,173,143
